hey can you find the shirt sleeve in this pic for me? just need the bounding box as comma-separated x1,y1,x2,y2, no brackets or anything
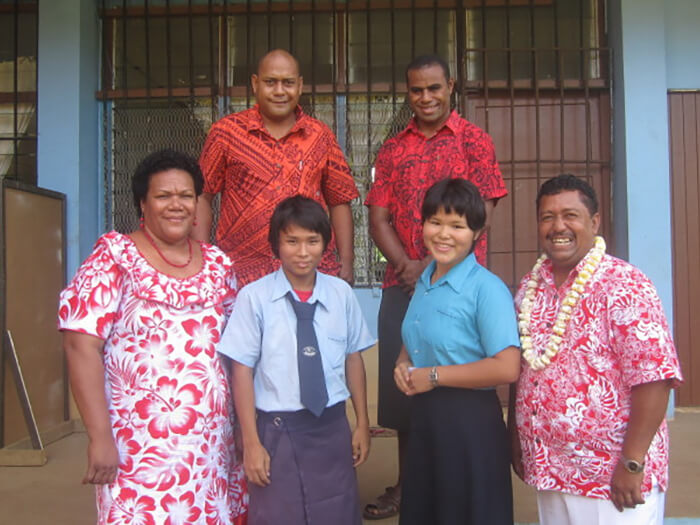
608,272,683,388
364,141,394,208
321,127,359,206
465,126,508,202
57,236,124,340
344,285,377,354
475,273,521,356
218,284,262,368
199,121,228,196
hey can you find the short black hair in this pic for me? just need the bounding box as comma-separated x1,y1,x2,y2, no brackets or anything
132,149,204,217
268,195,332,258
536,174,599,216
405,54,451,83
422,178,486,232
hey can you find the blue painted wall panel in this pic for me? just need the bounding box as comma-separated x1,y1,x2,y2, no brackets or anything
609,0,674,319
37,0,100,279
665,0,700,89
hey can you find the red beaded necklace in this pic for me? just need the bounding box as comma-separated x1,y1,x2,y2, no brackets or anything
141,226,193,268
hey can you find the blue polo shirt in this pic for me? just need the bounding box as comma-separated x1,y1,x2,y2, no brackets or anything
219,268,376,412
401,253,520,370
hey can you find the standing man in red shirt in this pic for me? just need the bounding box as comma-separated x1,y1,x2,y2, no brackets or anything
363,55,507,520
194,49,358,287
510,174,681,525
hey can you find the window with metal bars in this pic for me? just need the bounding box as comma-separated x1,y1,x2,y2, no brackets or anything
0,0,37,184
464,0,604,88
99,0,610,289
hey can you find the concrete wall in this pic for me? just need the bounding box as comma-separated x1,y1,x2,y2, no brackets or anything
37,0,100,279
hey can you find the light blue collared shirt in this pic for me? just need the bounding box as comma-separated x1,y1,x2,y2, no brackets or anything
219,268,376,412
401,253,520,373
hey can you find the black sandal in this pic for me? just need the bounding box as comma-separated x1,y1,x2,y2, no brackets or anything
363,485,401,520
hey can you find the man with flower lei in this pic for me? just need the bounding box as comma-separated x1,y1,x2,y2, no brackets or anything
508,174,682,525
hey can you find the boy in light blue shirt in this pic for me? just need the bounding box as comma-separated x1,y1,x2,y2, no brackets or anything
219,195,375,525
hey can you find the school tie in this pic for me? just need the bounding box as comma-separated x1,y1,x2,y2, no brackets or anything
287,292,328,417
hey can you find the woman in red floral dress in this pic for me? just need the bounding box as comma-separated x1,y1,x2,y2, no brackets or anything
58,150,247,525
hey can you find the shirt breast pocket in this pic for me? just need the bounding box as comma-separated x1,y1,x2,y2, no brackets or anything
324,335,348,370
296,155,323,192
431,307,469,362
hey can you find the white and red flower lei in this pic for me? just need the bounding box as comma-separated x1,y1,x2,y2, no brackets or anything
518,236,606,370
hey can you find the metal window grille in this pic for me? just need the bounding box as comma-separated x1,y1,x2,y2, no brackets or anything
99,0,610,289
0,0,38,184
461,0,611,290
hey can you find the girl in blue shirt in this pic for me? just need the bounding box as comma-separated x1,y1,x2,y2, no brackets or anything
394,178,521,525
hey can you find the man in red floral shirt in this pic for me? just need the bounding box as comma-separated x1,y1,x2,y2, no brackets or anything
194,49,358,287
363,54,507,519
510,174,682,525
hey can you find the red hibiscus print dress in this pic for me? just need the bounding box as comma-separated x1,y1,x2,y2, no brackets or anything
58,232,247,525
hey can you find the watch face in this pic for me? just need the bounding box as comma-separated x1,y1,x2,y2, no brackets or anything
625,459,643,473
429,367,438,386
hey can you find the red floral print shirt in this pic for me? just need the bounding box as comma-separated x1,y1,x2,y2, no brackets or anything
514,253,682,499
365,111,507,288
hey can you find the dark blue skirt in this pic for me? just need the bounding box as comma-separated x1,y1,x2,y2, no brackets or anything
248,402,361,525
399,387,513,525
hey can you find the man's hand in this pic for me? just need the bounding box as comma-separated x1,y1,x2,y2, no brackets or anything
352,423,370,467
396,259,427,294
83,432,119,485
243,441,271,487
610,380,671,511
339,259,355,286
329,203,355,284
610,461,645,512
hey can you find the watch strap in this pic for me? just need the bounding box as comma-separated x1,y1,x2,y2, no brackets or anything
429,366,439,387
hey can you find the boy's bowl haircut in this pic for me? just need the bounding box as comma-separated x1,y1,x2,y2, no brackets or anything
269,195,333,257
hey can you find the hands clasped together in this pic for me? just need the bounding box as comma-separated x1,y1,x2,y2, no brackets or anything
394,361,435,396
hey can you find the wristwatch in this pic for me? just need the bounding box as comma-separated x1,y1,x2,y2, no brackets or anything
429,366,439,388
620,456,645,474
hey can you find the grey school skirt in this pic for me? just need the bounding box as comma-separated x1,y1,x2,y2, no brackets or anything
248,402,361,525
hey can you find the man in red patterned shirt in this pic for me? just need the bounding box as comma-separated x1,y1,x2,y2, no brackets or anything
194,49,358,287
509,174,682,525
363,54,507,519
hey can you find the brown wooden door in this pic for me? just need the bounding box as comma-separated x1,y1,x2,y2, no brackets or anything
669,91,700,406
